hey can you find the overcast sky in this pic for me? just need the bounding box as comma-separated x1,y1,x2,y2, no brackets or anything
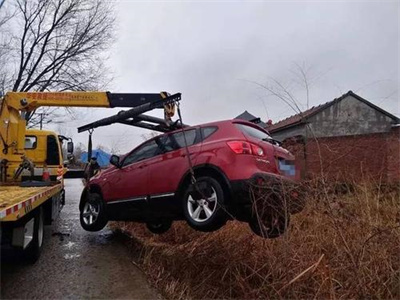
57,0,399,154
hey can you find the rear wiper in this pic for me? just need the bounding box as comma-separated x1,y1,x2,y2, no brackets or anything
262,137,282,146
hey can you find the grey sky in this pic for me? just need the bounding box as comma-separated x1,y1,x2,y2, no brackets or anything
57,0,399,154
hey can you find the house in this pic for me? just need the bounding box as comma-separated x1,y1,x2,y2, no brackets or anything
236,91,400,182
267,90,400,142
267,91,400,182
235,110,267,128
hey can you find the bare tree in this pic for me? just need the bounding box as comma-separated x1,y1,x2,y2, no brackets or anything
0,0,115,122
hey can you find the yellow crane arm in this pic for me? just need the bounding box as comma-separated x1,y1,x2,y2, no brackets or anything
0,91,169,158
3,92,110,112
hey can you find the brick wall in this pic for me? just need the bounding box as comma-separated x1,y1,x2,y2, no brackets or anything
282,128,400,183
387,127,400,182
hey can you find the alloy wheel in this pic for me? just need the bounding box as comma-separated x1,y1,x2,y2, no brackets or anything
187,187,217,223
82,202,99,225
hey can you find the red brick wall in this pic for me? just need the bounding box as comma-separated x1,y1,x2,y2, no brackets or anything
387,127,400,182
282,129,400,183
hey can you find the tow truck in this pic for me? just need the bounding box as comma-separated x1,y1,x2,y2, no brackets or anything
0,91,181,262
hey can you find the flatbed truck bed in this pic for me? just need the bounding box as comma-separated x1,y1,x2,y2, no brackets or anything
0,184,63,222
0,182,65,262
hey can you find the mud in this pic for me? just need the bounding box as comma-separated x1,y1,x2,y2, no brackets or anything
1,179,159,299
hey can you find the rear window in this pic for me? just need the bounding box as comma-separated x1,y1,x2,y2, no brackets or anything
235,123,272,140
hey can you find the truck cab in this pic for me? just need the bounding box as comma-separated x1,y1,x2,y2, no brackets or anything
20,129,70,182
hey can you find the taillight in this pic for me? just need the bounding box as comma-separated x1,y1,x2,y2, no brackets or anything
227,141,264,156
250,144,264,156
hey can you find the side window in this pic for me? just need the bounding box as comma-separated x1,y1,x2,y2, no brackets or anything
156,134,178,153
155,129,199,154
46,135,60,165
25,136,37,149
171,129,196,148
122,140,160,167
201,126,218,141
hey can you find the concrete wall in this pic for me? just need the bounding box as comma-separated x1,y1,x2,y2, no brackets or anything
307,95,395,138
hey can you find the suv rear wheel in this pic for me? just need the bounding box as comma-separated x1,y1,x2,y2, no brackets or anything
248,206,290,238
183,176,226,232
146,220,172,234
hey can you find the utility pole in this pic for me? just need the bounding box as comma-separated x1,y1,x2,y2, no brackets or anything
39,113,43,130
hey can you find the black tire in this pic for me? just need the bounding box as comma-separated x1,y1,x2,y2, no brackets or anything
146,220,172,234
248,207,290,238
182,176,227,232
24,207,44,263
80,192,108,232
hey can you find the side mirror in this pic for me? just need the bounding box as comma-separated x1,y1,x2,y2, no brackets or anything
110,155,120,168
67,141,74,154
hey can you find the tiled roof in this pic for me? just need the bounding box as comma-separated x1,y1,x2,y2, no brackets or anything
267,90,400,133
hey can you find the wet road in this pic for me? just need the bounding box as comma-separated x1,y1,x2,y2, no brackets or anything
1,179,159,299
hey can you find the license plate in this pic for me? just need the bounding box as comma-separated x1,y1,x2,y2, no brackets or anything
278,159,296,176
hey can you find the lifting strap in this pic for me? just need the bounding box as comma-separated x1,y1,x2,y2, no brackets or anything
176,102,196,185
87,129,94,163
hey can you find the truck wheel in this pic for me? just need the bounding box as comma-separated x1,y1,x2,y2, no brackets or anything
146,220,172,234
80,193,108,232
183,176,226,232
24,207,44,263
248,208,290,239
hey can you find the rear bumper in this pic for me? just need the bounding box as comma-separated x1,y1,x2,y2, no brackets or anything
229,173,305,218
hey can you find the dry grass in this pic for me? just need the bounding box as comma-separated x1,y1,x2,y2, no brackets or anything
114,182,400,299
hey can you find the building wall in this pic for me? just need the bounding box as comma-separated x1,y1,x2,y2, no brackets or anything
271,95,397,141
270,124,307,142
283,128,400,183
307,95,395,137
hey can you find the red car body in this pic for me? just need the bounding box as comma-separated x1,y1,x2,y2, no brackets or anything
81,119,301,224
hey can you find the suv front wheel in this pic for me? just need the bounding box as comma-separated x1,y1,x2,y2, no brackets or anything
80,192,108,232
182,176,226,232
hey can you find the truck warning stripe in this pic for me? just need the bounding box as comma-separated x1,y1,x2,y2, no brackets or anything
0,185,60,220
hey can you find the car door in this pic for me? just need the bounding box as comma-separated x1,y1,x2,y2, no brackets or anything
107,139,160,202
147,128,202,196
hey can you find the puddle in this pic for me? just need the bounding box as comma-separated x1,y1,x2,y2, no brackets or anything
64,254,81,260
52,232,71,241
63,241,76,249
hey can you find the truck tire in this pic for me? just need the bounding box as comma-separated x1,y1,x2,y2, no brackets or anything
183,176,226,232
24,207,44,263
80,192,108,232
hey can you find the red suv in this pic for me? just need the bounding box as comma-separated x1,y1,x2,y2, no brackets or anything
79,120,304,238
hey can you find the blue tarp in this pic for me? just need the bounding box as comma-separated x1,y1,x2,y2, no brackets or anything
81,149,111,167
